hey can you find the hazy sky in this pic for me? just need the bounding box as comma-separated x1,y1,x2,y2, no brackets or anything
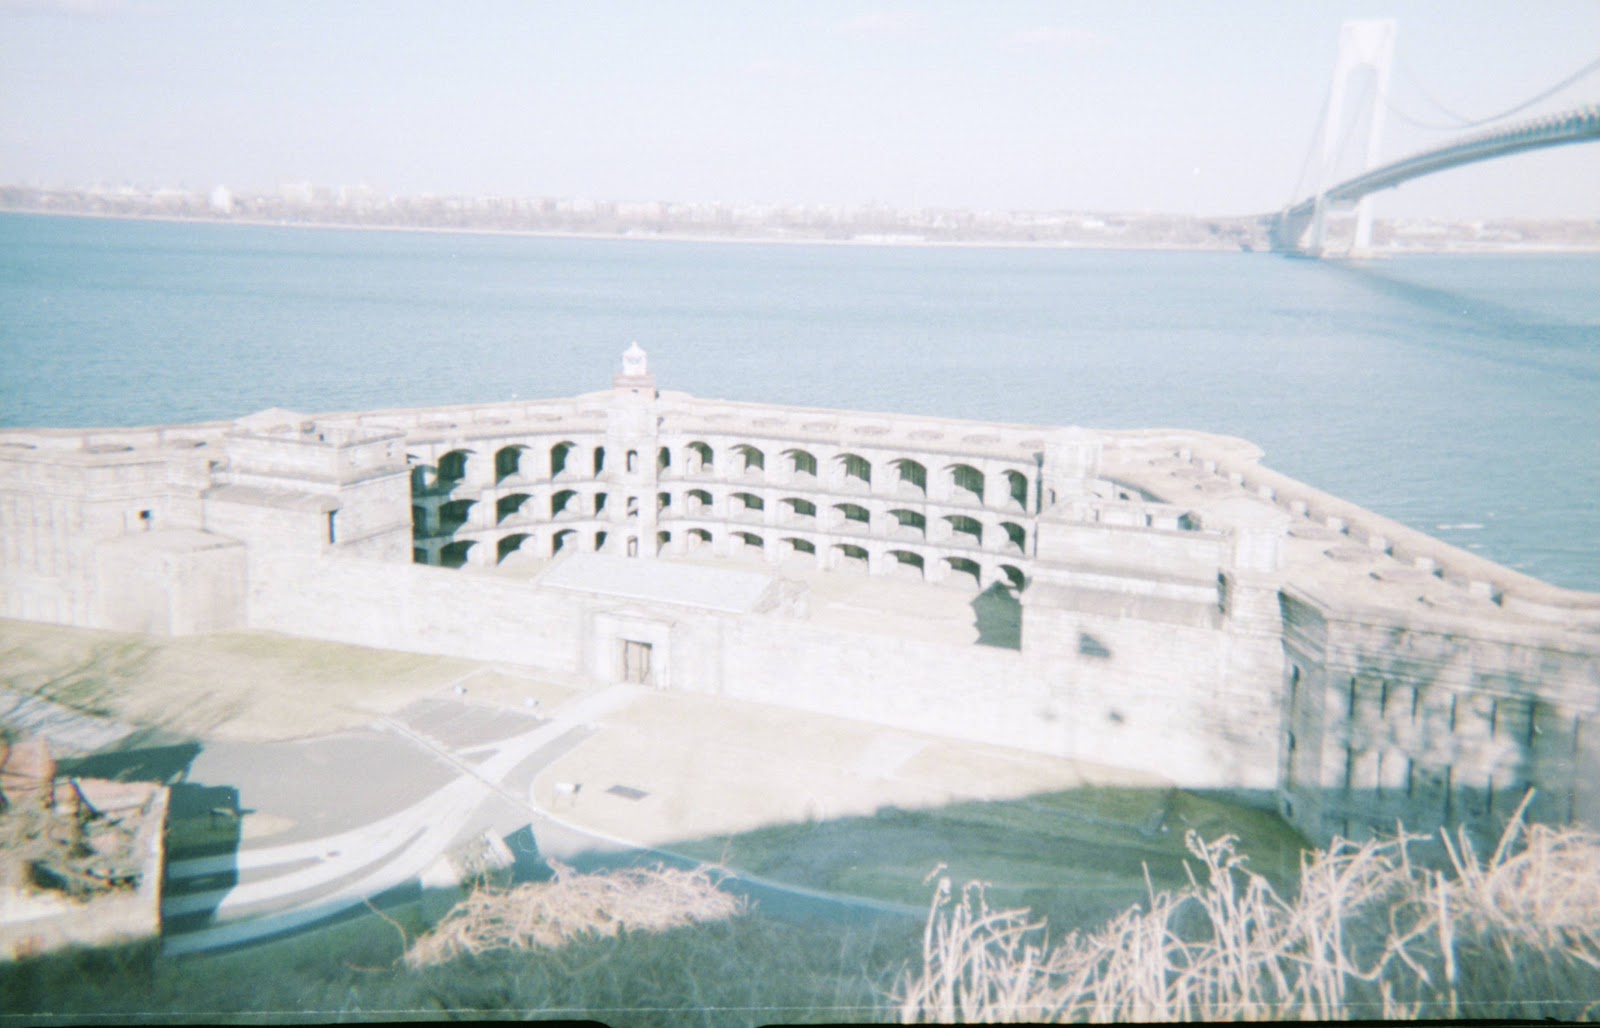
2,0,1597,218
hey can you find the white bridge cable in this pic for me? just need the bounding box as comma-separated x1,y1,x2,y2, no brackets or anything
1388,54,1600,131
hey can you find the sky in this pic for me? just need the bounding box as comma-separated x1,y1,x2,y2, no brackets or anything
1,0,1597,219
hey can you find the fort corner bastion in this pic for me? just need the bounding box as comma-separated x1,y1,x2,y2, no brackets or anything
2,345,1596,847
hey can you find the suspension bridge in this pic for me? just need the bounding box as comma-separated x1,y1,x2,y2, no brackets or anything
1269,20,1600,257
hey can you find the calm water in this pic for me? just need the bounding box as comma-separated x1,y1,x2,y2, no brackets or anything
2,212,1596,590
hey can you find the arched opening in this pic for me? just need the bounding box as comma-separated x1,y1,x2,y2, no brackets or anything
496,493,532,524
438,498,476,535
687,488,713,513
892,458,927,494
596,492,609,515
944,514,983,546
888,549,925,580
595,530,609,552
944,556,982,587
836,452,871,489
688,527,712,549
551,529,576,555
782,497,817,521
438,449,472,487
833,543,869,573
494,445,526,483
658,446,672,472
784,448,818,478
593,446,606,476
1004,469,1029,508
656,530,671,555
783,537,817,557
657,491,672,512
550,441,576,478
626,536,638,557
733,444,765,475
686,441,714,473
732,491,764,515
889,508,926,537
999,564,1027,591
551,489,579,517
834,502,870,529
497,533,531,564
733,531,764,556
948,464,985,504
626,449,639,473
440,539,476,569
1000,521,1027,554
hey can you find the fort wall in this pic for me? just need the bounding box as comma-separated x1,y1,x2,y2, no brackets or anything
1,347,1596,846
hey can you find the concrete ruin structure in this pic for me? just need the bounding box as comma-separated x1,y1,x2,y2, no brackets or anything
2,346,1596,845
0,737,169,960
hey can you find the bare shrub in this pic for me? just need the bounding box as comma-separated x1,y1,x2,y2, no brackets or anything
896,795,1600,1022
405,861,747,969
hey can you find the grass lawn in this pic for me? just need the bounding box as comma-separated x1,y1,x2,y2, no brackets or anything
0,897,919,1025
675,785,1309,932
0,619,574,743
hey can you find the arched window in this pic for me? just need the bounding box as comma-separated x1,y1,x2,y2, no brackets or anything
497,534,531,564
1004,469,1029,508
784,448,818,477
626,449,638,473
550,441,576,478
496,493,532,524
892,458,927,493
593,446,606,476
1000,521,1027,553
948,464,984,503
551,489,579,517
734,444,765,474
889,508,926,535
686,441,714,473
944,556,981,586
438,449,471,485
834,502,870,527
944,514,983,546
494,445,525,483
732,491,764,513
783,497,818,519
837,453,871,488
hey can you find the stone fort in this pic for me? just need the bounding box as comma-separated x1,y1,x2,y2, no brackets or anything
2,345,1596,845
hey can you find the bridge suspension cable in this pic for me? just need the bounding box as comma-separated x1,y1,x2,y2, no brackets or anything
1389,54,1600,131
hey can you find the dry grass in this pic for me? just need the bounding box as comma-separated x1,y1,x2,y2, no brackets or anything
404,861,749,969
895,794,1600,1022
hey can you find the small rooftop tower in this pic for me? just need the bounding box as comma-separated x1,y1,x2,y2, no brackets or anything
614,341,656,397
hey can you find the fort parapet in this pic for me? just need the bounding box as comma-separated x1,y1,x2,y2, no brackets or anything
2,347,1596,845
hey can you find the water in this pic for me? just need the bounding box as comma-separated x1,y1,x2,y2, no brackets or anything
2,212,1596,591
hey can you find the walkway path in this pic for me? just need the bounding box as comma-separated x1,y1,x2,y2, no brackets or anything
161,685,638,955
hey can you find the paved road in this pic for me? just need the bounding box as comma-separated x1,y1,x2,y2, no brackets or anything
161,685,638,955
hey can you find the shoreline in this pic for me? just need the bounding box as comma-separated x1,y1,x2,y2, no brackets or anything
5,206,1598,256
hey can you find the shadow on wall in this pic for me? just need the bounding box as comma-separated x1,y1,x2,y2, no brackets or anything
971,584,1021,649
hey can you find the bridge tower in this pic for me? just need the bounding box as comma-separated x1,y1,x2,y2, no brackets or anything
1307,19,1395,256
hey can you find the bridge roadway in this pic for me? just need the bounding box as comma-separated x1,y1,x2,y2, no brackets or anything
1271,103,1600,252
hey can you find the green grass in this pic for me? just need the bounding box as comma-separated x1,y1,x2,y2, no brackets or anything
674,786,1308,931
0,901,917,1026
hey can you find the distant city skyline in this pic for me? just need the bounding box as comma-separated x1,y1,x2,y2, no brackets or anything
2,1,1597,219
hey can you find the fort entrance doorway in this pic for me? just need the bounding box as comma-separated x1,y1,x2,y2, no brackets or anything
620,640,653,685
